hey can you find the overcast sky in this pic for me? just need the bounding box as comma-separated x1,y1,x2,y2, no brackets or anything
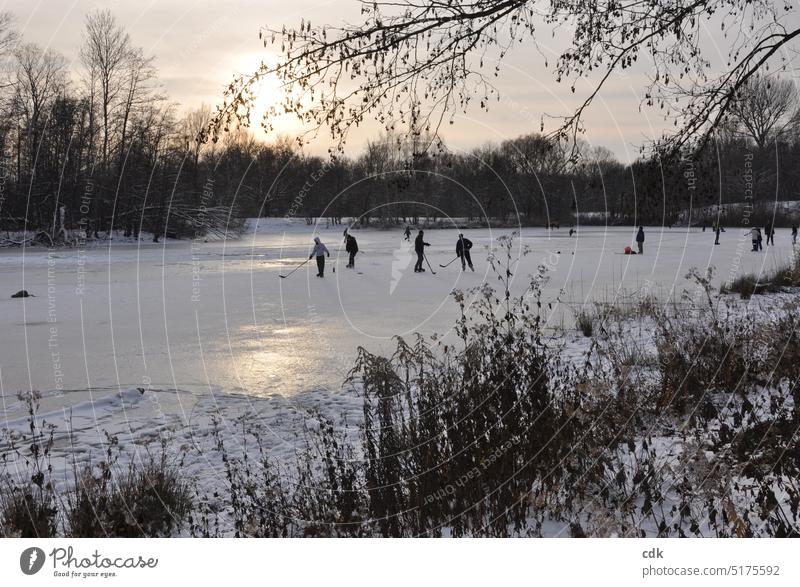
3,0,799,162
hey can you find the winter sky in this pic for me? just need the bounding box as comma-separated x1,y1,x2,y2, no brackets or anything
4,0,800,162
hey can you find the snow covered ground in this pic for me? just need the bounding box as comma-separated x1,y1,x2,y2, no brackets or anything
0,218,796,496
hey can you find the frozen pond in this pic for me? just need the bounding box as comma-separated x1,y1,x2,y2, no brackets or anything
0,220,794,409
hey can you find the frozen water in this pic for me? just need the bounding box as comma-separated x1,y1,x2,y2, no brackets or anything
0,220,794,412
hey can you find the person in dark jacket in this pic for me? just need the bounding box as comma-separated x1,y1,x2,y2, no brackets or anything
309,237,330,277
792,224,798,245
414,230,430,272
635,226,645,254
345,233,359,268
765,223,775,246
714,224,721,245
456,233,474,271
404,226,411,241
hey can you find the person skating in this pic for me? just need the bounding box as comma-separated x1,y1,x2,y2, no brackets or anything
714,224,721,245
765,223,775,246
751,227,762,251
635,226,645,254
456,233,474,271
414,230,430,272
792,225,798,245
309,236,330,277
404,226,411,241
345,232,359,268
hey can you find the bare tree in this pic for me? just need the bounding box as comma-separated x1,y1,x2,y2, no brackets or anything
80,9,131,173
178,103,213,186
116,48,158,170
501,134,571,176
11,43,67,172
213,0,800,156
728,75,800,149
0,12,19,89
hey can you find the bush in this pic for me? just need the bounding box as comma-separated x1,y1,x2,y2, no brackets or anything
723,274,760,299
0,485,58,538
723,254,800,299
0,392,59,538
66,442,192,537
0,392,191,538
654,272,757,412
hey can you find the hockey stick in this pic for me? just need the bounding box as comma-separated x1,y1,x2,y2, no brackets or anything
439,256,459,268
424,253,437,275
279,258,310,279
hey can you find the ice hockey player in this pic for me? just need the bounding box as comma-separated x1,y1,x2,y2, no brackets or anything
345,232,359,268
456,233,474,271
765,223,775,246
414,230,430,272
309,237,330,277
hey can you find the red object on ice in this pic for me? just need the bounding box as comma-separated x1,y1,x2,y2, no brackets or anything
624,246,633,254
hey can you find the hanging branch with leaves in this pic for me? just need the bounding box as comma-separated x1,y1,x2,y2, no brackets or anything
210,0,800,158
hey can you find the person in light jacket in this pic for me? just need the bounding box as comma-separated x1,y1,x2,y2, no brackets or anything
309,236,330,277
751,227,761,252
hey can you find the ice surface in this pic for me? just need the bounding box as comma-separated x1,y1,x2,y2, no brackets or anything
0,220,792,402
0,219,795,494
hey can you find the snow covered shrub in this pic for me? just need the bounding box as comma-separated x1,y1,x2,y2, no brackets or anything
66,439,191,537
658,294,800,413
198,418,291,537
576,270,800,537
0,483,58,538
771,254,800,289
652,269,759,413
290,415,368,536
198,415,367,537
723,254,800,299
0,392,59,537
654,313,754,412
723,274,760,299
1,394,190,538
753,310,800,415
683,384,800,537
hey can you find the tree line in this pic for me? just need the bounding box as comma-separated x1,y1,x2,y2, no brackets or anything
1,9,800,244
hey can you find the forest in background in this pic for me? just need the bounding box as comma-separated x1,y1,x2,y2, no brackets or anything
2,9,800,244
